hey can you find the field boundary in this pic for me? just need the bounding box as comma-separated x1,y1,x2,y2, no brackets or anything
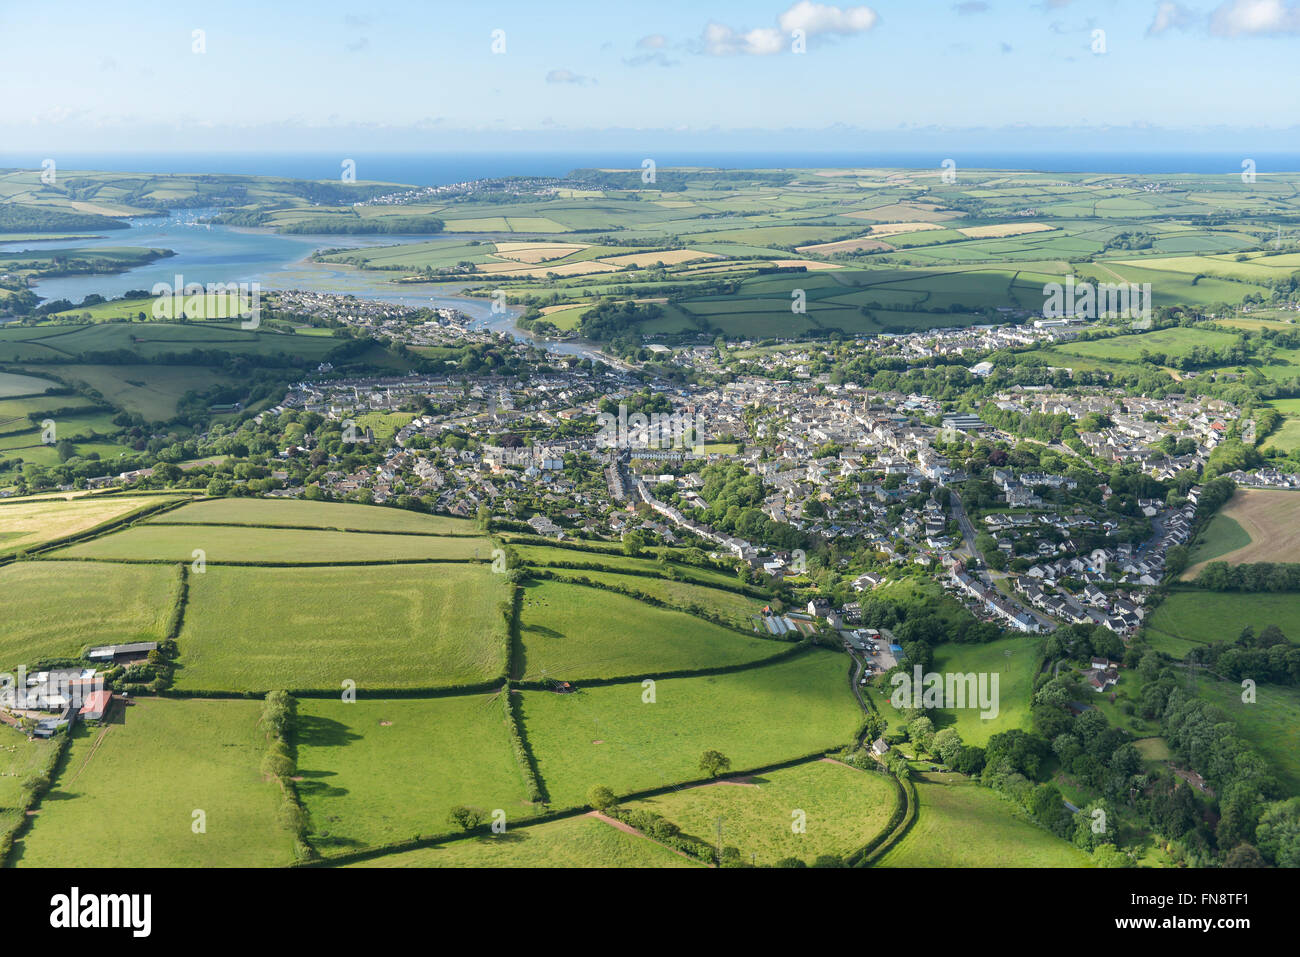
145,520,482,538
295,750,837,868
523,567,792,642
0,494,191,566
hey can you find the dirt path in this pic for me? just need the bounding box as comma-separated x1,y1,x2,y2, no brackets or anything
65,723,112,787
586,811,712,866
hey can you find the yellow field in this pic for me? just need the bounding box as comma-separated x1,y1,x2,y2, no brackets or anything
596,250,720,268
492,242,588,264
475,260,621,278
1190,489,1300,571
796,237,893,254
845,203,958,223
857,221,945,236
770,259,844,270
957,222,1054,238
0,495,175,555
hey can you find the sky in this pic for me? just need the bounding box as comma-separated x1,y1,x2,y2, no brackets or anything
1,0,1298,152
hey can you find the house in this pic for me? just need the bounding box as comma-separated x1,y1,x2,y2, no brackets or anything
1084,666,1119,692
807,598,832,618
871,738,890,756
526,514,563,538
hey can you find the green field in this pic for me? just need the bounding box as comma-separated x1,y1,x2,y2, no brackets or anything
871,635,1041,747
518,650,860,809
0,321,339,364
12,698,295,867
877,773,1091,867
0,561,176,668
515,579,786,681
511,542,751,590
1263,397,1300,453
152,497,476,535
26,364,241,421
1188,514,1253,565
176,564,508,692
347,814,700,868
1144,591,1300,657
296,696,531,855
1195,679,1300,793
0,734,59,847
52,523,491,563
0,372,62,398
623,759,898,866
545,567,763,630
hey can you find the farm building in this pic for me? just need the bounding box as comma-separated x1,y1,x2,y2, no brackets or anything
78,690,113,721
86,642,157,665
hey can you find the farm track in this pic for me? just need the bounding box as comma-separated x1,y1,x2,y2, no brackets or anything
64,722,112,787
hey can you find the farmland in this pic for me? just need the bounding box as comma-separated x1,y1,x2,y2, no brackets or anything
1,495,887,868
0,493,175,556
1183,490,1300,575
295,696,532,855
51,523,491,563
0,561,177,668
349,814,700,868
1144,591,1300,656
176,564,508,692
1194,679,1300,793
869,635,1040,747
151,496,477,534
876,773,1091,868
516,649,861,810
537,566,764,630
621,760,898,866
0,735,59,848
284,167,1300,345
514,578,784,681
11,698,296,868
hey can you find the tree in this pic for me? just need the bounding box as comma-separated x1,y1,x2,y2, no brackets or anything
447,805,484,832
623,529,647,558
587,785,618,812
698,749,731,779
932,728,963,766
1255,797,1300,868
908,715,936,752
1223,843,1266,868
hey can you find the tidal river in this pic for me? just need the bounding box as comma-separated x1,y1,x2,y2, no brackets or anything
6,210,599,358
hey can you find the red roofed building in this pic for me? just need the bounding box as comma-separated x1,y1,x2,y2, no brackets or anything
79,690,112,721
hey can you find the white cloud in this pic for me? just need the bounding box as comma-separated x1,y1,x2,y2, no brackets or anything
1147,2,1195,35
700,2,878,56
545,68,595,85
778,1,880,36
637,33,667,49
1209,0,1300,35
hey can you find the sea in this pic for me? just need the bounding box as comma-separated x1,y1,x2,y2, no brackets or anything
4,150,1300,185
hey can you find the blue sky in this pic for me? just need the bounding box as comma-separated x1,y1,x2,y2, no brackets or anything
1,0,1298,151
